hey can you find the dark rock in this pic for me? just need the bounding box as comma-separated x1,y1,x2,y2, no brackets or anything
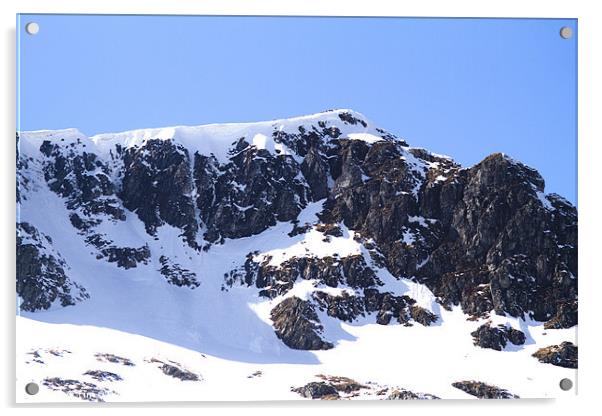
545,300,577,329
409,305,438,326
83,370,123,382
471,322,526,351
505,327,527,346
39,141,125,222
160,364,200,381
338,111,367,127
363,288,416,326
301,146,329,201
270,297,333,350
42,377,114,402
194,142,310,243
291,382,340,399
158,255,199,288
149,358,201,381
315,223,343,237
312,291,366,322
532,342,577,368
121,140,198,245
18,112,577,348
17,222,88,311
452,380,519,399
85,234,150,269
94,353,135,366
386,389,440,400
230,255,379,299
315,375,367,394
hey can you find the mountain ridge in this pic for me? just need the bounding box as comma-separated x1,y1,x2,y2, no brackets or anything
16,109,577,401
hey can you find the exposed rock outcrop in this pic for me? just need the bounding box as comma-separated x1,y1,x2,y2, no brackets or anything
17,222,88,311
471,322,526,351
291,382,339,399
532,342,577,368
452,380,519,399
270,297,333,350
42,377,114,402
17,110,577,355
158,255,199,288
387,389,440,400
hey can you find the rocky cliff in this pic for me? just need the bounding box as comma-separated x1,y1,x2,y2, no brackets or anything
16,109,577,354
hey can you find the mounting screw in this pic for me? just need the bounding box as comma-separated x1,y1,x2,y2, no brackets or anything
559,378,573,391
25,22,40,35
25,382,39,395
559,26,573,39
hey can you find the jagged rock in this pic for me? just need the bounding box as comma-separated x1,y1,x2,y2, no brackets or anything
471,323,526,351
312,289,437,328
94,353,135,367
291,382,340,399
301,146,329,201
315,375,367,394
363,288,416,325
532,342,577,368
158,255,199,288
17,222,88,311
42,377,114,402
452,380,519,399
271,297,333,350
159,364,200,381
409,305,438,326
26,348,71,365
338,111,367,127
230,255,379,299
386,389,440,400
17,111,577,360
148,358,201,381
194,141,310,243
83,370,123,382
545,300,577,329
312,291,366,322
39,140,125,221
315,223,343,237
85,234,150,269
121,140,198,245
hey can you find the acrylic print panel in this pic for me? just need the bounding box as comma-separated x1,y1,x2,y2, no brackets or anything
16,14,577,402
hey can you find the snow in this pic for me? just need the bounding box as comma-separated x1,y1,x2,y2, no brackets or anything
537,191,555,211
347,132,383,144
20,109,386,166
17,306,577,402
401,229,415,245
16,111,577,402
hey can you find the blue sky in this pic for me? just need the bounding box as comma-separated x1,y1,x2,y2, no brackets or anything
17,15,577,203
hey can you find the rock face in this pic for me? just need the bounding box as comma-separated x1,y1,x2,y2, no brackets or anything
532,342,578,368
17,109,577,352
16,222,89,312
452,381,519,399
120,140,198,246
270,297,333,350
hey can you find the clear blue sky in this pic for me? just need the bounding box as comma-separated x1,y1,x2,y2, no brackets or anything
17,15,577,203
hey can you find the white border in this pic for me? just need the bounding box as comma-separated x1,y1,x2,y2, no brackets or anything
2,1,601,415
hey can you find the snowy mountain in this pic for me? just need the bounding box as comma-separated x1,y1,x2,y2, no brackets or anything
16,109,577,402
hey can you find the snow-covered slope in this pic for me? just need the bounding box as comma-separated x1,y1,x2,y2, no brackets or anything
16,109,577,402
